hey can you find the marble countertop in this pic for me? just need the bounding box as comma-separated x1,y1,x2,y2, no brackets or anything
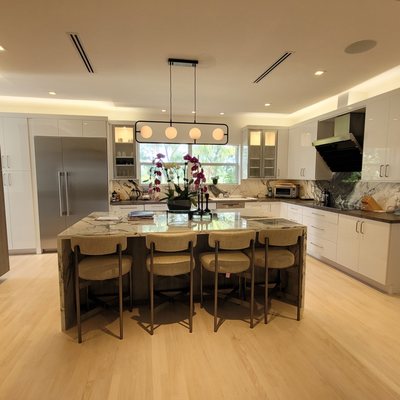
58,211,304,239
110,198,400,224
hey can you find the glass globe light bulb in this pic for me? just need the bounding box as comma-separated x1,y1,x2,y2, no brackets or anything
140,125,153,139
165,126,177,139
212,128,224,141
189,127,201,140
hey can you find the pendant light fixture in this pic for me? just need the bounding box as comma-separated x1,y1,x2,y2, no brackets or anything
135,58,229,145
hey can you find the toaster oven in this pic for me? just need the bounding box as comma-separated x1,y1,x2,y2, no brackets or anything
273,184,298,198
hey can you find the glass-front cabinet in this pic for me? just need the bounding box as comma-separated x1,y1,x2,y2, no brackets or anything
242,127,277,179
112,125,136,179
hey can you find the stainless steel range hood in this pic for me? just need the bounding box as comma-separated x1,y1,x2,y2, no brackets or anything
313,112,365,172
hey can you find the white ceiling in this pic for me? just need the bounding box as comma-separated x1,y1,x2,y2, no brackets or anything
1,0,400,117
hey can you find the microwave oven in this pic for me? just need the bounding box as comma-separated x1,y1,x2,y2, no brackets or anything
273,184,298,198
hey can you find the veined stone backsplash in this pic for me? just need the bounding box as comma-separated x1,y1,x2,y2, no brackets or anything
111,175,400,211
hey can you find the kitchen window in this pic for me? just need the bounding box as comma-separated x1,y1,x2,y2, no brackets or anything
139,143,239,184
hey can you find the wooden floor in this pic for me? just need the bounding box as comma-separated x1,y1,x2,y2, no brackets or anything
0,254,400,400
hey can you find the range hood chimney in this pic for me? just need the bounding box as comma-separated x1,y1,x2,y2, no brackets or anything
312,111,365,172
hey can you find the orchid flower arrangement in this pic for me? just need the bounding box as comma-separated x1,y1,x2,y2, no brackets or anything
148,153,207,203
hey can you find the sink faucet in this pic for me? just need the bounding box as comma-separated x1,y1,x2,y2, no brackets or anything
209,184,229,198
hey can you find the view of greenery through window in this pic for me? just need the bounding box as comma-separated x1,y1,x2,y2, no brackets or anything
139,143,239,184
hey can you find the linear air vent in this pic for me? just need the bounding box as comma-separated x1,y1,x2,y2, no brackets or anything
253,52,293,83
67,32,94,73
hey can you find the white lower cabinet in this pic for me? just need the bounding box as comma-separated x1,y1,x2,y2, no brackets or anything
144,203,168,211
3,171,36,250
243,201,281,216
110,204,145,212
302,207,338,262
337,214,389,285
287,204,303,223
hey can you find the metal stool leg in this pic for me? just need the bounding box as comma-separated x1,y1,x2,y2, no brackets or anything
214,268,218,332
129,269,133,312
189,249,194,333
119,273,123,339
200,264,203,308
74,249,82,343
150,270,154,335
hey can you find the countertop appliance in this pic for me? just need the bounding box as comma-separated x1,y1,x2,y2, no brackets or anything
273,183,298,198
35,137,108,251
312,112,365,172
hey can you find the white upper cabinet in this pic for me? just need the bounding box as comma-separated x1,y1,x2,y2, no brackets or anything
58,119,83,137
362,89,400,181
29,117,107,138
242,127,279,179
28,118,59,136
287,121,331,180
385,92,400,181
82,120,107,137
0,117,31,171
276,128,288,179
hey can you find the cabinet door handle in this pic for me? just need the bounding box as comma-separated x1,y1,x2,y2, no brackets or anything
310,242,323,249
57,171,65,217
360,221,365,234
355,220,360,233
385,164,389,178
6,155,10,169
312,212,324,217
7,173,11,186
379,164,384,177
65,171,70,216
1,155,5,168
2,172,7,186
311,225,324,231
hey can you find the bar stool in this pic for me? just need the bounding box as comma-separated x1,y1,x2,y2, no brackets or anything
199,230,256,332
72,235,133,343
145,232,197,335
245,227,304,323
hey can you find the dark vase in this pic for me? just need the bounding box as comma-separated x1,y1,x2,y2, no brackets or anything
167,199,192,211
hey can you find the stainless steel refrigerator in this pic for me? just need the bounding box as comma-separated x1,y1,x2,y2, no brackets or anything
35,137,108,251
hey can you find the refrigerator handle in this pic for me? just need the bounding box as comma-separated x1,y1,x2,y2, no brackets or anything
65,171,70,216
57,171,64,217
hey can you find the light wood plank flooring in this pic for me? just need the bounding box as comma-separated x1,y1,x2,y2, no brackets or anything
0,253,400,400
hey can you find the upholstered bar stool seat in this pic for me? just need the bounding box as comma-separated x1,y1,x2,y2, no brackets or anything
145,253,192,276
248,248,295,270
200,252,251,274
145,232,197,335
199,230,256,332
79,255,132,280
72,235,133,343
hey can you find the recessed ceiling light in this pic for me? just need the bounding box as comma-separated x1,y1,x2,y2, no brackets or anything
0,46,5,52
161,109,167,113
219,112,225,115
48,91,56,95
314,70,325,76
344,39,377,54
264,103,271,107
192,111,196,114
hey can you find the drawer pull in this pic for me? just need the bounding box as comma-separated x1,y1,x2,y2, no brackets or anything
311,225,324,231
312,212,325,217
310,242,323,249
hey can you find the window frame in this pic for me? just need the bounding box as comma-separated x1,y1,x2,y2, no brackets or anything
138,143,240,184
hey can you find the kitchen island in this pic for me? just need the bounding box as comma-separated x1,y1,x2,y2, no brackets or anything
57,211,306,331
